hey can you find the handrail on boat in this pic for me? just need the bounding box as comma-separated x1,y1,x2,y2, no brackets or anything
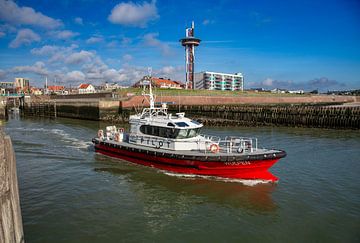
124,133,257,154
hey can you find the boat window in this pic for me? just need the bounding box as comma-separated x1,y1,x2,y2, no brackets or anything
175,122,189,127
139,125,201,139
175,128,201,139
152,126,159,136
167,122,175,127
188,129,197,137
176,129,188,139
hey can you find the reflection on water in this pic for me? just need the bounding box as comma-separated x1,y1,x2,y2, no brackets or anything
94,165,277,211
94,162,277,234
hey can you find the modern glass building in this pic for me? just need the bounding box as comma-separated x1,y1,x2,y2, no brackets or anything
194,71,244,91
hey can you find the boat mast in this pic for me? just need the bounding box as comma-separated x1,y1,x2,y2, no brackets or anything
148,74,155,109
142,67,155,110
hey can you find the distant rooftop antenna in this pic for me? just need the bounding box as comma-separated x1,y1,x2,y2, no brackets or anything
45,76,48,94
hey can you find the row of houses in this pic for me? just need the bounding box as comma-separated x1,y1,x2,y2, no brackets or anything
0,80,97,96
1,71,245,96
34,83,96,95
1,70,245,95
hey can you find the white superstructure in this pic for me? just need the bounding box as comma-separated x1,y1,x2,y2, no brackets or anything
99,75,257,153
128,79,213,151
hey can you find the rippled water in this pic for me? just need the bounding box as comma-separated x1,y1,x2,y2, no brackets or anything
4,115,360,242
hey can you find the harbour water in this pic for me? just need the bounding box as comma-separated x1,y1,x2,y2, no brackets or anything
4,115,360,242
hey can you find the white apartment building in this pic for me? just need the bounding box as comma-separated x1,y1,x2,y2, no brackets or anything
14,78,30,89
194,71,244,91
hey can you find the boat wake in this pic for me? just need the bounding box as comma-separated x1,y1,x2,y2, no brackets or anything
7,127,92,151
51,129,92,150
161,171,274,186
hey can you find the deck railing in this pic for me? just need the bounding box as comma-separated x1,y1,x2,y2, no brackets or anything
126,133,257,154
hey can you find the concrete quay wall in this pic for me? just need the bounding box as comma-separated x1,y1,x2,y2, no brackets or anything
22,100,121,121
20,95,360,128
121,95,356,108
166,104,360,129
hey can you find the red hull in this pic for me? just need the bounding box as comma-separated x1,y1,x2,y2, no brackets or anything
94,143,281,182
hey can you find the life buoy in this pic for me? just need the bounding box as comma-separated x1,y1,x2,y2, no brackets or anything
118,128,125,133
210,144,220,153
98,129,104,139
237,147,244,153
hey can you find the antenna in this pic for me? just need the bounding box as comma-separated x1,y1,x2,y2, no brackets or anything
141,67,155,110
45,76,48,95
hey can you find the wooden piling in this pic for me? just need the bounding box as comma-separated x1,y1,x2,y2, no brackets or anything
0,129,24,243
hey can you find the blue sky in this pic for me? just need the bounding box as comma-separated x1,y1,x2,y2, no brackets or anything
0,0,359,91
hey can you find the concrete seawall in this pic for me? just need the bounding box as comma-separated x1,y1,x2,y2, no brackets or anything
167,104,360,129
22,100,121,121
20,95,360,129
0,130,24,243
122,94,356,107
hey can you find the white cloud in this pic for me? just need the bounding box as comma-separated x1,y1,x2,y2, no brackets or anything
108,0,158,27
74,17,83,25
154,65,183,80
86,36,103,44
0,31,5,38
11,61,48,76
107,40,118,48
249,77,345,92
50,30,79,40
30,44,79,64
0,0,63,29
9,28,41,48
157,66,176,75
122,54,133,62
65,50,95,64
31,45,60,55
202,19,214,26
142,33,171,56
64,70,86,82
262,78,273,86
0,69,7,79
121,37,132,45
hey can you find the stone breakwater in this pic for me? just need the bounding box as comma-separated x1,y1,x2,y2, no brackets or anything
19,95,360,129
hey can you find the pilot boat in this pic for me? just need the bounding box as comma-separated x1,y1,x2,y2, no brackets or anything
92,80,286,182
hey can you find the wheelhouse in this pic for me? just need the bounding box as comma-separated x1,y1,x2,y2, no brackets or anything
139,125,201,139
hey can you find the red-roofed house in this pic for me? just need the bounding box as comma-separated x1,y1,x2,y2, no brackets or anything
133,77,183,89
30,87,43,95
47,85,65,95
78,83,96,94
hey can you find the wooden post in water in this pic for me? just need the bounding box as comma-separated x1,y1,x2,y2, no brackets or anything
0,129,24,243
